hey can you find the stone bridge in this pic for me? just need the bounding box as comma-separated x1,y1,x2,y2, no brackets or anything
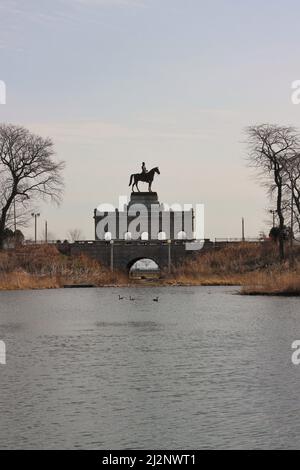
58,239,213,273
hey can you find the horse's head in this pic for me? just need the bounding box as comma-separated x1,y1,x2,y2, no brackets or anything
154,167,160,175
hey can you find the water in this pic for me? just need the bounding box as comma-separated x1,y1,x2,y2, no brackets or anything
0,286,300,449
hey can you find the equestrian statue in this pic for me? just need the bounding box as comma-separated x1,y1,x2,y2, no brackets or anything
129,162,160,192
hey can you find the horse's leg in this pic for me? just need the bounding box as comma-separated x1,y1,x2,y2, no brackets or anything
132,176,137,193
136,181,140,192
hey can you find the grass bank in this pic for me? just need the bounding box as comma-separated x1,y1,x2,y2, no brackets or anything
1,242,300,295
0,245,127,290
170,242,300,295
240,271,300,296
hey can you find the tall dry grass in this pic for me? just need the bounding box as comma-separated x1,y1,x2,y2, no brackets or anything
170,242,279,285
0,245,127,290
170,242,300,294
241,269,300,295
1,242,300,293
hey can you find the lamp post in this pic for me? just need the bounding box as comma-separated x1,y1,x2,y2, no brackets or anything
290,191,294,267
241,217,245,242
269,209,276,228
110,240,114,272
31,213,40,244
13,198,17,233
167,239,172,273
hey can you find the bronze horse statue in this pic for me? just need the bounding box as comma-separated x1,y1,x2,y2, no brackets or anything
129,167,160,192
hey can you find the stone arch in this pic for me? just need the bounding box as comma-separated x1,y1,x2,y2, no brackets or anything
127,256,161,273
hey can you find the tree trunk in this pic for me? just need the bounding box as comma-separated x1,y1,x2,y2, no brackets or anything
0,217,5,250
276,176,285,262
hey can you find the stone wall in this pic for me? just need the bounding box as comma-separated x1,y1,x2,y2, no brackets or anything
58,239,213,272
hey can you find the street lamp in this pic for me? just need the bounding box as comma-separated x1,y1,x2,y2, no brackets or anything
167,239,172,273
31,212,40,244
110,239,114,272
269,210,277,228
241,217,245,242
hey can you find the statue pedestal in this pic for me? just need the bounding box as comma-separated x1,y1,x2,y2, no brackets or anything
129,192,159,209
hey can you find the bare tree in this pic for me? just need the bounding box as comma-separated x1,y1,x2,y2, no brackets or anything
0,123,65,249
245,124,300,261
283,153,300,237
67,228,84,242
5,198,35,231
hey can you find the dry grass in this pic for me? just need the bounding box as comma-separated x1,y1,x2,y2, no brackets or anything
170,242,278,285
241,270,300,296
0,271,60,290
170,242,300,294
1,242,300,294
0,245,127,290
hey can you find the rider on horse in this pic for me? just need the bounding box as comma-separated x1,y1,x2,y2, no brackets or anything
129,164,160,192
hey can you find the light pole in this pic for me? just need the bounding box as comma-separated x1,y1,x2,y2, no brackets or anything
269,209,276,228
290,191,294,267
31,213,40,244
241,217,245,242
110,240,114,272
167,239,172,273
13,198,17,233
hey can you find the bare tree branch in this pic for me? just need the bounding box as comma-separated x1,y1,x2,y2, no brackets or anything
0,123,65,249
245,124,300,260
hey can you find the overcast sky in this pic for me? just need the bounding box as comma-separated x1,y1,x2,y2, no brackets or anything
1,0,300,240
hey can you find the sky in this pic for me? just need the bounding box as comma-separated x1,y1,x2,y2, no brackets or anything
1,0,300,240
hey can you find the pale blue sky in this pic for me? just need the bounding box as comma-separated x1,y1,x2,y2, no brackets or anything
1,0,300,240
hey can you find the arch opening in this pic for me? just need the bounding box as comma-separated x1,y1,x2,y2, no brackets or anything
128,258,160,280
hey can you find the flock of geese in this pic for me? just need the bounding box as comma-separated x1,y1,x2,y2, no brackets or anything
118,294,159,302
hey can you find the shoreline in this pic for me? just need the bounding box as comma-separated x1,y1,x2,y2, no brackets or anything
1,243,300,296
0,283,300,298
0,278,242,291
1,279,300,296
0,278,300,297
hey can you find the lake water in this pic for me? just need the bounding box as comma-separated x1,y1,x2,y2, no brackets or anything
0,286,300,449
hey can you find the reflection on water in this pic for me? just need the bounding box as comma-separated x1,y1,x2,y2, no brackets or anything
0,286,300,449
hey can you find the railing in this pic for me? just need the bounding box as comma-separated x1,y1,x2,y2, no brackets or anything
214,238,263,243
22,238,264,246
72,239,198,246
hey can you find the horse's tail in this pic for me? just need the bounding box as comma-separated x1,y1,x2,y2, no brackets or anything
129,174,133,186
